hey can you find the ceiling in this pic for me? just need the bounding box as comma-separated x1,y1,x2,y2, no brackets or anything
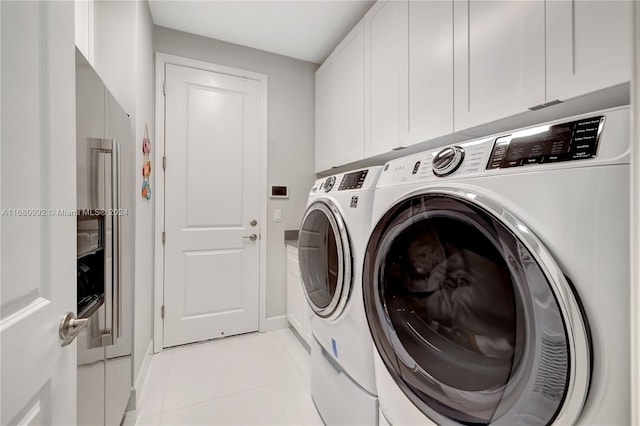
148,0,375,64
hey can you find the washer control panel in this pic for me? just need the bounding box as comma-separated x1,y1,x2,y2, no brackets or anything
487,116,604,169
338,169,369,190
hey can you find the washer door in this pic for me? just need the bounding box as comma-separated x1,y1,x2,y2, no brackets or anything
363,189,591,425
299,200,352,319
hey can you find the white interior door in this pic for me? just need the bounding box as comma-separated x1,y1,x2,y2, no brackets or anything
1,1,77,425
163,63,262,348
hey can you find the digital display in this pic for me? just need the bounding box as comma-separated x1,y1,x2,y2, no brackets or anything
270,186,288,198
487,116,603,169
505,124,573,161
339,170,369,190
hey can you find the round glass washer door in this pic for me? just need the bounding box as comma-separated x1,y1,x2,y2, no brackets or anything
363,188,591,425
299,200,352,319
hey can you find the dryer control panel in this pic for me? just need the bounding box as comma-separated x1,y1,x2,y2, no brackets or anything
486,116,604,169
310,167,383,195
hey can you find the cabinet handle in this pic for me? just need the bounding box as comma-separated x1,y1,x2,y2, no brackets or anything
529,99,562,111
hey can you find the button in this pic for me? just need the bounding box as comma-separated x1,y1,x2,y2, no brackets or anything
572,150,593,159
504,159,523,168
543,155,561,163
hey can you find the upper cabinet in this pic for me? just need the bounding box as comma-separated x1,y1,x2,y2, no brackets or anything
402,0,454,146
315,22,365,173
364,0,407,157
75,0,94,62
454,0,632,132
314,0,631,172
453,0,546,131
546,0,632,102
364,0,454,157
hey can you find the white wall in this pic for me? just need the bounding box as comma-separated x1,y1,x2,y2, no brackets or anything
153,26,317,321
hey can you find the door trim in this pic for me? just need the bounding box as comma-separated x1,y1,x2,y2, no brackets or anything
153,52,269,353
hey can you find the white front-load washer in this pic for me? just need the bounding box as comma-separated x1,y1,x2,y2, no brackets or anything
299,166,383,425
364,107,630,425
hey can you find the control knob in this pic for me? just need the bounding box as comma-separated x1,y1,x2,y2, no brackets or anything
432,146,465,177
323,176,336,192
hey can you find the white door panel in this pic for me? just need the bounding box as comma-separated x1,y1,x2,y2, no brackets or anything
546,0,632,102
1,1,76,425
454,0,545,131
163,64,261,348
366,0,406,156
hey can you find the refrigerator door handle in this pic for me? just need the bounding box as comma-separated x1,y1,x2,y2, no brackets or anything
113,142,122,339
90,138,120,347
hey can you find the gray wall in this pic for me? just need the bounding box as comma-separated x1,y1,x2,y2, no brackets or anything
154,26,317,320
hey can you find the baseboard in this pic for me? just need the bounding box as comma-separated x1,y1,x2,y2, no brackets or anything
131,340,154,409
265,315,289,331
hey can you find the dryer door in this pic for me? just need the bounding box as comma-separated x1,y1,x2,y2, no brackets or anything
299,200,352,319
363,189,590,425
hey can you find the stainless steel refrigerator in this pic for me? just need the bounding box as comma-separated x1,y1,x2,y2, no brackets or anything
75,49,134,426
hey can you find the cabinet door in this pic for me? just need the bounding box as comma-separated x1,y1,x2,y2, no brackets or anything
315,22,365,172
74,0,94,62
315,55,340,173
365,0,408,157
335,22,366,167
286,245,305,336
401,0,454,146
546,0,632,102
454,0,545,131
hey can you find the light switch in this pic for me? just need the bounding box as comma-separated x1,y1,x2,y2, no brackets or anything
274,209,282,222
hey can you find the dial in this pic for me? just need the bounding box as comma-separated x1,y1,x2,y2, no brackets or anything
324,176,336,192
432,146,465,177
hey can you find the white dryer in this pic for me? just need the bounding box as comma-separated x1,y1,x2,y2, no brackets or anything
299,166,383,425
364,107,630,425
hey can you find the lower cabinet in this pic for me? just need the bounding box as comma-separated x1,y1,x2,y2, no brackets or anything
286,244,312,345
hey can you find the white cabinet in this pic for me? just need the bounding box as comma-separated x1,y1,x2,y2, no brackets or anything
546,0,632,102
75,0,94,62
401,0,454,146
315,0,631,169
365,0,454,155
454,0,546,131
315,21,365,173
453,0,631,132
364,0,407,156
286,244,311,345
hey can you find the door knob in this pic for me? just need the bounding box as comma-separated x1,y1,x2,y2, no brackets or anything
243,233,257,241
59,312,89,347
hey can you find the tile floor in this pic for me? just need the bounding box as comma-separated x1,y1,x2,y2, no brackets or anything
123,328,324,426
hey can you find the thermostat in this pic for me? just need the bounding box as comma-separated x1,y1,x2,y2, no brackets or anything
270,185,289,199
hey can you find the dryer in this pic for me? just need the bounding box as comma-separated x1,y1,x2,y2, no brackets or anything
364,107,630,425
299,166,383,425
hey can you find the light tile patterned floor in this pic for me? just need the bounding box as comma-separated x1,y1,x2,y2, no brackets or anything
123,328,323,426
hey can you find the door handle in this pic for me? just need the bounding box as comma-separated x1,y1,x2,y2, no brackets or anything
243,233,257,241
59,312,89,347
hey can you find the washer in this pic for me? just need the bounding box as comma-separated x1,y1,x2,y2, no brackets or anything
364,107,630,425
299,166,383,425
